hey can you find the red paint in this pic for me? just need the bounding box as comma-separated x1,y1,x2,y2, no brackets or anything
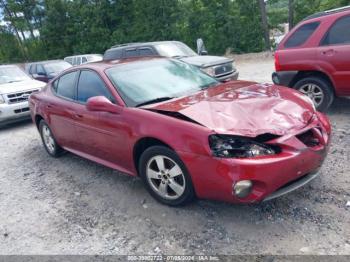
144,82,315,137
29,58,331,204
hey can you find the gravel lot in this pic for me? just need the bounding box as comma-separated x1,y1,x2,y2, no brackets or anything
0,54,349,255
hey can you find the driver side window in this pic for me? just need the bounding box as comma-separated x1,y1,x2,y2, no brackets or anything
77,70,114,103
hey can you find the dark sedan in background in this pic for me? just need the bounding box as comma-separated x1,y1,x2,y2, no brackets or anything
25,60,72,83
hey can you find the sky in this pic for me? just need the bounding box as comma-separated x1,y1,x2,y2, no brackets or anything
0,7,5,26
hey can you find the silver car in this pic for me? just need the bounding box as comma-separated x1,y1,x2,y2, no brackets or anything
64,54,103,66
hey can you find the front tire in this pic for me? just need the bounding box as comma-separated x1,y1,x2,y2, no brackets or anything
139,146,195,206
293,76,334,112
39,120,64,157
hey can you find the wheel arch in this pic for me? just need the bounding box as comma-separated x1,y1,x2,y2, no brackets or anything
291,71,335,95
133,137,173,175
34,114,44,129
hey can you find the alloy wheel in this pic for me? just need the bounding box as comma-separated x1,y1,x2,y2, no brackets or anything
146,155,186,200
42,125,55,154
298,83,324,107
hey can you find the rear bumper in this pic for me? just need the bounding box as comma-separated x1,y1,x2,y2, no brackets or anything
216,70,239,82
272,71,298,87
178,117,330,204
0,101,31,124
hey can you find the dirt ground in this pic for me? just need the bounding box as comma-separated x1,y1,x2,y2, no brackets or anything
0,54,349,255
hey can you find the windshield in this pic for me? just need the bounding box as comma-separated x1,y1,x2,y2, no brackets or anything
44,62,72,75
0,66,31,85
106,59,218,107
155,42,197,58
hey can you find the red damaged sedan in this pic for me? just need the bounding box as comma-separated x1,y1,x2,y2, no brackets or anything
29,57,331,206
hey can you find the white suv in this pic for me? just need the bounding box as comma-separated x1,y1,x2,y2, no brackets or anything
0,65,46,125
64,54,102,66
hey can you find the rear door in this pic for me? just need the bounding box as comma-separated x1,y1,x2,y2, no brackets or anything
318,15,350,95
47,71,79,149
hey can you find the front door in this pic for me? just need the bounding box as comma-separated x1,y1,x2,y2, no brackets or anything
318,15,350,96
73,70,131,172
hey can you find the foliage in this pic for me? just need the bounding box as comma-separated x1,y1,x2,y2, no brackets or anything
0,0,349,63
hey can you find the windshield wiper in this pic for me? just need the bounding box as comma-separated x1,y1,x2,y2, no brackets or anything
136,97,175,107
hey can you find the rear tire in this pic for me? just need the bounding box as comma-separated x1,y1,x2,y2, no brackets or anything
139,146,195,206
39,120,64,157
293,76,334,112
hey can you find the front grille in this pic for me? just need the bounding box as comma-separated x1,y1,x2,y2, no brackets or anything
214,62,233,77
296,128,322,147
6,89,39,104
14,107,30,114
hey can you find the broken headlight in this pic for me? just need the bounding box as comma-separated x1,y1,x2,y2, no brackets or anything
209,135,278,158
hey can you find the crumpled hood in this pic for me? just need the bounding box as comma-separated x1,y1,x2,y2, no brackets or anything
180,55,233,68
144,81,315,137
0,79,46,95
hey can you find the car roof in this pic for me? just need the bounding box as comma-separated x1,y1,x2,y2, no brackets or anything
303,5,350,21
26,60,67,65
110,40,182,49
65,54,102,58
0,64,19,68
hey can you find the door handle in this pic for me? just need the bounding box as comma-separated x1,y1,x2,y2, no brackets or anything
322,49,336,56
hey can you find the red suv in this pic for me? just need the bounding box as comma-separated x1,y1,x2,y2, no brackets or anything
272,6,350,111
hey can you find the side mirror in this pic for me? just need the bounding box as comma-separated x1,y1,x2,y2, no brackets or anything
86,96,122,114
196,38,208,56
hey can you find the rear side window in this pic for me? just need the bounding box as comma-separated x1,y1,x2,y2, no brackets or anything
124,49,138,58
55,71,78,100
65,57,73,64
322,15,350,46
103,49,123,60
285,22,320,48
139,48,154,56
77,70,114,103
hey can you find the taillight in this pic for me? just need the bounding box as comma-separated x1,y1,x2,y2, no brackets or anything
274,51,281,71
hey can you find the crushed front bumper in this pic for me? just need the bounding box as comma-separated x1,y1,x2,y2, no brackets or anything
262,171,320,202
178,115,331,204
